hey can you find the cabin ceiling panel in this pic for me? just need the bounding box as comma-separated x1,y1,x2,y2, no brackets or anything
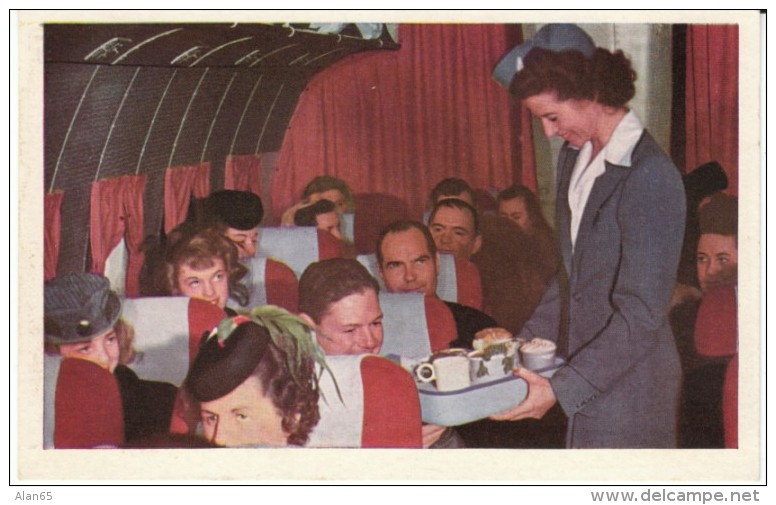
44,23,397,70
43,22,398,275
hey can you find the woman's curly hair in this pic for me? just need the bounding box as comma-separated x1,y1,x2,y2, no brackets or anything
511,47,636,108
252,342,320,446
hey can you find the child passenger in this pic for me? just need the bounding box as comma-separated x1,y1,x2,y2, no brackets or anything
44,273,177,444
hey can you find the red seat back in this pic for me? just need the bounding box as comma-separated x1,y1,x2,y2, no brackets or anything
54,358,124,448
722,355,738,448
695,285,737,357
307,354,422,448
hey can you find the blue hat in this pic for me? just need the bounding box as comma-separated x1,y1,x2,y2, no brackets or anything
493,23,596,89
44,273,122,345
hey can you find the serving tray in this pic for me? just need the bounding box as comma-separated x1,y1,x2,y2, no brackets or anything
416,358,564,426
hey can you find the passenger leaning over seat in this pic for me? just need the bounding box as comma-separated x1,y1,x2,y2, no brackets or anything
297,258,423,448
293,198,344,241
152,225,249,316
281,175,355,226
45,273,177,445
182,310,324,447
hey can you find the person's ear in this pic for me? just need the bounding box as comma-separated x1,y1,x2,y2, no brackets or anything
472,234,483,256
298,312,316,328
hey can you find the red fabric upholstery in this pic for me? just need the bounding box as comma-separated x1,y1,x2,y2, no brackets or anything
360,356,422,448
723,355,738,448
265,259,299,313
44,191,64,281
169,299,226,435
54,358,124,448
316,228,345,260
695,285,737,357
424,296,458,353
187,298,227,362
454,257,484,311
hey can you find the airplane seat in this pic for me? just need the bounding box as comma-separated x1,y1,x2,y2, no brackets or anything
258,227,344,278
307,354,422,448
235,256,299,313
378,292,456,359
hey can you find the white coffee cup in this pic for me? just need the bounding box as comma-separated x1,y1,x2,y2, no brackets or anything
415,355,471,391
519,338,557,371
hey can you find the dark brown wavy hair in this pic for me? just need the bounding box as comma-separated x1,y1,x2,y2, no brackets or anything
511,47,636,108
251,341,320,446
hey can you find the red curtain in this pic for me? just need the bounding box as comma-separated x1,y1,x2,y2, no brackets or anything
224,154,263,197
164,162,211,234
89,174,147,296
685,25,739,195
272,24,526,220
44,191,65,281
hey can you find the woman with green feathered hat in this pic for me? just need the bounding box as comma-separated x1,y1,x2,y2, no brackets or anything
183,306,331,447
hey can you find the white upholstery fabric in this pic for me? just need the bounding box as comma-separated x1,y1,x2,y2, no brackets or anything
232,255,269,310
378,292,433,359
258,227,320,277
43,354,62,449
307,355,366,448
341,212,355,243
435,252,458,304
121,297,191,386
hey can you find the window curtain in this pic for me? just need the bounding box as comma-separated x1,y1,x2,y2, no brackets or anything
685,25,739,195
224,154,263,197
163,162,211,234
272,24,526,220
44,191,65,281
89,174,147,296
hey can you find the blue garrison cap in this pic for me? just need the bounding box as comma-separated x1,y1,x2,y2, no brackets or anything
493,23,596,89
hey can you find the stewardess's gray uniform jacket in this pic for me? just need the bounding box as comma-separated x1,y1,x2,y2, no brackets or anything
519,131,686,448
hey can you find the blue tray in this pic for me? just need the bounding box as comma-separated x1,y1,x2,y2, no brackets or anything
416,358,564,426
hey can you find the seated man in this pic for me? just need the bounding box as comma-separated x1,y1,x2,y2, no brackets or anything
376,220,497,349
297,258,422,447
427,198,482,261
294,198,344,241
